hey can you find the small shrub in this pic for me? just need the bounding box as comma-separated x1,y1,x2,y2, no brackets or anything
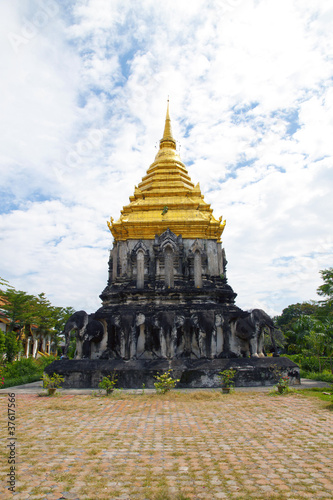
99,372,118,395
154,370,180,394
218,369,236,389
42,372,64,389
270,364,290,394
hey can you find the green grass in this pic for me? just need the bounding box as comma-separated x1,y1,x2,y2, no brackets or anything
291,386,333,409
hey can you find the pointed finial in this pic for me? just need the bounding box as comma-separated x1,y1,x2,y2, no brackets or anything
163,98,172,139
160,98,176,149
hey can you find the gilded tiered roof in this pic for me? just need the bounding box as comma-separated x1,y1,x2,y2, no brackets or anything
108,103,226,241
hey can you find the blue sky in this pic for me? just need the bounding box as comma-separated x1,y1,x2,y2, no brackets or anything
0,0,332,315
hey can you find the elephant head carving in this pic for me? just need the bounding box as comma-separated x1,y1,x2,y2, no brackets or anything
63,311,104,359
229,308,277,358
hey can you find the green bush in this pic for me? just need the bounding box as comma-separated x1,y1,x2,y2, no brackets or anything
281,353,302,363
35,355,58,371
4,358,40,378
154,370,180,394
2,356,57,383
300,356,321,372
2,374,41,389
42,372,64,389
98,373,118,395
218,369,236,388
299,370,333,384
282,354,330,373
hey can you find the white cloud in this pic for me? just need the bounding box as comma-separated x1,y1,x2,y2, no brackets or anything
0,0,332,315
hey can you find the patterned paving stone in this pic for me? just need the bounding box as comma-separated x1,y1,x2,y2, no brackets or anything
0,392,332,499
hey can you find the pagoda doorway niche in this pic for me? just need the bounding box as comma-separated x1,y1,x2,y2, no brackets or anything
194,250,202,288
136,250,144,289
164,245,174,287
131,241,149,290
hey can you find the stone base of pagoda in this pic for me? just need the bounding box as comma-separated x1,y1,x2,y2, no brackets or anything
45,357,299,389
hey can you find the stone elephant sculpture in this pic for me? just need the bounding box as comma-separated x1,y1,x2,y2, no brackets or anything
63,310,104,359
152,311,185,359
191,310,216,358
112,313,139,360
229,308,278,358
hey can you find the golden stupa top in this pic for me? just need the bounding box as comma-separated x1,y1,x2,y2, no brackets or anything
108,102,226,242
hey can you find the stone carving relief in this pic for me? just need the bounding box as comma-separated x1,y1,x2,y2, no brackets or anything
62,307,278,360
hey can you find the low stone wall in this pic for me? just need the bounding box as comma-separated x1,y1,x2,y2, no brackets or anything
45,357,300,389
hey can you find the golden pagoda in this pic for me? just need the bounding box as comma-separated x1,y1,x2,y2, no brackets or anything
108,102,226,242
48,102,291,391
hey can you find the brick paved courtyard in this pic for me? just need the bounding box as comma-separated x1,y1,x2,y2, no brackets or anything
1,391,333,499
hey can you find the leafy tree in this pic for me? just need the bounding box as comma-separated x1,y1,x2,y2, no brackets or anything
0,278,75,360
303,317,333,370
274,302,318,353
33,293,55,334
317,268,333,322
51,306,76,334
0,277,9,288
0,286,36,332
283,315,314,354
273,268,333,360
275,302,318,332
50,306,75,354
317,267,333,304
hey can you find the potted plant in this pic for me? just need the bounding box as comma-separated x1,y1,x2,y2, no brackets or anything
219,369,236,393
276,375,290,394
42,373,64,396
270,364,290,394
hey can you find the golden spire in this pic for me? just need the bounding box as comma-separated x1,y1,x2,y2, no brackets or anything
160,99,176,150
108,104,226,242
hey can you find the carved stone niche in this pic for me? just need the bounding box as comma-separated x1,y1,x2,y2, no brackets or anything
153,228,184,287
130,241,150,289
187,240,208,288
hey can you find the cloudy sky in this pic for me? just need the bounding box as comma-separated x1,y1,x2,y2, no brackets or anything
0,0,332,316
